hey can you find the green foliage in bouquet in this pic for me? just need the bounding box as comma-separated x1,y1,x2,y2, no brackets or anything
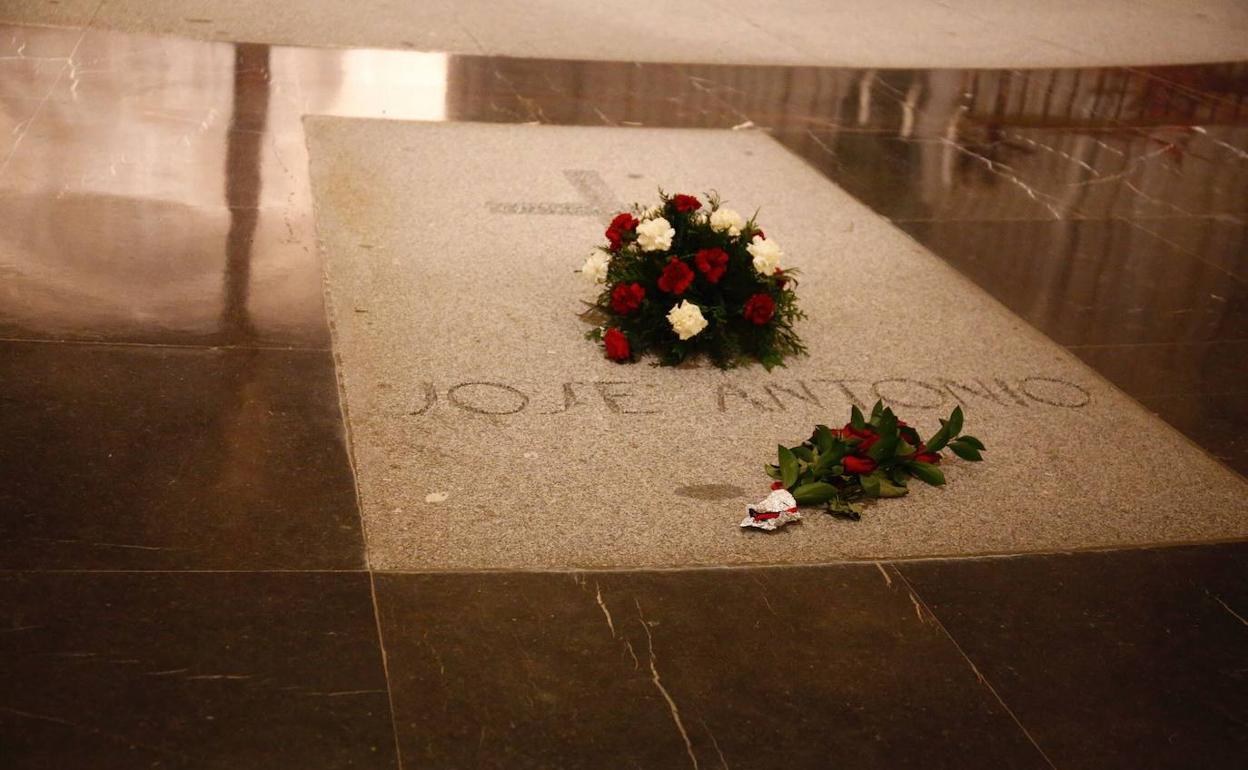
581,190,805,370
765,401,986,520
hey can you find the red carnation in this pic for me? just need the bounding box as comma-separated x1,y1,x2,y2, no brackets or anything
694,248,729,284
603,328,631,361
672,194,701,213
657,257,694,295
742,293,776,325
843,456,877,475
605,213,639,251
610,282,645,314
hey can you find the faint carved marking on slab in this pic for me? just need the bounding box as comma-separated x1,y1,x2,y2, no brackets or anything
486,170,624,224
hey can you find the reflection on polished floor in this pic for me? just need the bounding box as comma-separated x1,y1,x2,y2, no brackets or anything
1,17,1246,770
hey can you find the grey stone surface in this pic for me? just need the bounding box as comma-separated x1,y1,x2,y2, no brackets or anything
86,0,479,53
4,0,1247,67
307,119,1248,571
0,0,101,30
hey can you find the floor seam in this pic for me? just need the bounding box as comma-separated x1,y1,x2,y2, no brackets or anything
0,568,372,574
358,537,1248,575
0,336,332,352
335,354,406,769
317,169,406,770
892,565,1060,770
2,537,1242,576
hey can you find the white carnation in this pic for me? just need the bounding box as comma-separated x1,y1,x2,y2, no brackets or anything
636,217,675,252
747,236,782,276
709,207,744,237
581,251,610,283
666,300,708,340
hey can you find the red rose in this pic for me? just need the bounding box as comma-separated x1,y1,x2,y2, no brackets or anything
657,257,694,295
755,229,765,239
843,456,877,475
603,328,631,361
774,268,788,288
672,194,701,213
742,293,776,325
842,424,879,454
605,213,639,251
610,282,645,314
694,248,729,284
914,451,942,464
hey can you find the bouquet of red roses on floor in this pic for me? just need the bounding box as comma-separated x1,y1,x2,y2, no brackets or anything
764,401,986,521
580,191,805,369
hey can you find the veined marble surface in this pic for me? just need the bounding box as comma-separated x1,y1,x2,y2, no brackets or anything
3,0,1248,67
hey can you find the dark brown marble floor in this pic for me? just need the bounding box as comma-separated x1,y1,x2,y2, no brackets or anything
0,341,361,570
1,571,397,769
0,21,1246,769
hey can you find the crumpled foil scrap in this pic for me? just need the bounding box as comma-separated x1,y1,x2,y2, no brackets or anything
740,484,802,531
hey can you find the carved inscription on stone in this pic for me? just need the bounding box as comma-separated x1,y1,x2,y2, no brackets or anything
401,375,1092,417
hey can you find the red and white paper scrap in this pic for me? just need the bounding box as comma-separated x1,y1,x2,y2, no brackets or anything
740,482,802,531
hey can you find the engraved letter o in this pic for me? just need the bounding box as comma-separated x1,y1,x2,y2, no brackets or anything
1019,377,1091,408
448,382,530,415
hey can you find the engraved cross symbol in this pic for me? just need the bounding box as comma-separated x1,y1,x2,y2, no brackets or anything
486,170,624,225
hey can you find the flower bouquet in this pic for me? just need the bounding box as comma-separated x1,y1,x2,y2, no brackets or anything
750,401,985,525
580,191,805,369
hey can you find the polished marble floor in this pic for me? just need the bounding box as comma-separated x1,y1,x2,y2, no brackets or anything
5,0,1248,67
1,20,1246,770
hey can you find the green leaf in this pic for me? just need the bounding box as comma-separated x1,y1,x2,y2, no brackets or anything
792,482,839,506
850,405,867,430
896,440,916,458
907,461,946,486
813,425,835,454
764,464,781,480
800,466,820,487
876,408,898,438
827,498,862,521
778,445,799,489
870,400,885,420
792,446,815,462
948,440,983,461
926,421,952,453
760,351,784,371
812,446,843,477
860,473,881,498
868,433,899,461
947,406,964,436
876,475,909,498
958,435,985,451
